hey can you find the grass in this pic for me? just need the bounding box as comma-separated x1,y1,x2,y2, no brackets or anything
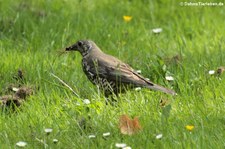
0,0,225,148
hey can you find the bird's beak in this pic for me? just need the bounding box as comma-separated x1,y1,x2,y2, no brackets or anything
65,43,77,51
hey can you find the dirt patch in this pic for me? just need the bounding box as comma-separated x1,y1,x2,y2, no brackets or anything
0,69,35,110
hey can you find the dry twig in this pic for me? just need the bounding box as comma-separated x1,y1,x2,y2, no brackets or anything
49,73,79,97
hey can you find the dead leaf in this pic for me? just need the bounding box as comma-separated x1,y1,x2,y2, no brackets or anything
0,86,34,110
217,66,225,75
0,95,22,108
15,87,33,99
119,114,141,135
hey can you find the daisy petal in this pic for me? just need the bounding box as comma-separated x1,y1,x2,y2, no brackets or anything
152,28,163,33
83,99,91,104
165,76,174,81
156,133,163,139
115,143,127,148
88,134,96,139
16,141,27,147
208,70,215,75
103,132,111,137
123,146,132,149
44,128,53,134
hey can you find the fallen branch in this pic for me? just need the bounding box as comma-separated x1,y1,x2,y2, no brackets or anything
49,72,80,97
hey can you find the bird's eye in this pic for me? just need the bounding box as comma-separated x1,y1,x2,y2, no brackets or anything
78,41,83,47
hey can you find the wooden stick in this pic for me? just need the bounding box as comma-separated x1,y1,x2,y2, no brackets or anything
49,72,79,97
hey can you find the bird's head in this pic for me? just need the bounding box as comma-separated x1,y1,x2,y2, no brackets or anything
66,40,93,56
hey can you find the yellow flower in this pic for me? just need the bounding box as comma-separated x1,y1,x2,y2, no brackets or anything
123,16,132,22
185,125,194,131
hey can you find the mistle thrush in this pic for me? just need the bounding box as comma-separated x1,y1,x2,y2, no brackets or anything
66,40,176,96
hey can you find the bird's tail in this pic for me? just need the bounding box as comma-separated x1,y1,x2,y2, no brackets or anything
146,84,176,95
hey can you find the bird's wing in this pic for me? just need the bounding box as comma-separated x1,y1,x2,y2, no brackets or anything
90,54,154,86
105,62,154,86
88,54,176,95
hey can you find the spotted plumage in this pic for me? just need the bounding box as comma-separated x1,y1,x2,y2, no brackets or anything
66,40,176,97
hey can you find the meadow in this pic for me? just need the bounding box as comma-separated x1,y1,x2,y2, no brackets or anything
0,0,225,148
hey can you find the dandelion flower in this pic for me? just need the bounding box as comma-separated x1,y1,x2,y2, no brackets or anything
123,16,132,22
185,125,194,131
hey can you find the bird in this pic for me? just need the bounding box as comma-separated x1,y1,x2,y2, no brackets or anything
65,40,176,97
